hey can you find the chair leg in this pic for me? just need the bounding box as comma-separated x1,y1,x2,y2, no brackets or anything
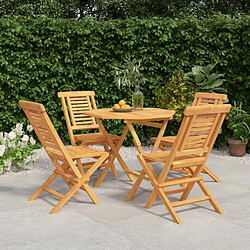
93,163,111,187
111,163,118,178
202,166,221,182
103,142,118,178
49,154,107,214
81,182,100,204
49,178,99,214
76,159,85,175
28,173,58,201
158,188,182,224
197,180,223,214
60,162,80,195
49,181,82,214
125,170,146,201
145,189,158,209
180,165,204,201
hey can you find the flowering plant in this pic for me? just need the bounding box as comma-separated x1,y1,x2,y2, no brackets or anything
0,123,37,173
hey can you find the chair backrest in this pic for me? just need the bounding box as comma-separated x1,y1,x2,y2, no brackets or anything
158,104,231,182
19,100,82,177
58,91,100,145
192,92,227,106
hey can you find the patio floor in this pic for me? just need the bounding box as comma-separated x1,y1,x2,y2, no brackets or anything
0,156,250,250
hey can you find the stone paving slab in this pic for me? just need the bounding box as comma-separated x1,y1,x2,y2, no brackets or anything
0,156,249,250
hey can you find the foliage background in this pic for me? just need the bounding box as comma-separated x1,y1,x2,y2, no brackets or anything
1,0,249,19
0,15,249,146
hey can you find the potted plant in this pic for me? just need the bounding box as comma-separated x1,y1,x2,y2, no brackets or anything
226,102,250,156
114,57,147,109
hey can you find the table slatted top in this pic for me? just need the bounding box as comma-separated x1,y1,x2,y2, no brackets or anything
83,108,175,120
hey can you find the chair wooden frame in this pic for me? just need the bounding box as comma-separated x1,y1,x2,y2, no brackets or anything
126,104,231,224
151,92,227,182
58,91,120,180
19,100,109,214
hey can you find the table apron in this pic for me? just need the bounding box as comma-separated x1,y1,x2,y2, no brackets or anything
124,120,165,128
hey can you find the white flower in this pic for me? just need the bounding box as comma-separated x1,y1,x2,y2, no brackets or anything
8,131,16,140
24,155,32,165
4,161,11,167
30,137,36,145
7,140,15,148
2,137,8,146
0,145,6,156
0,132,3,141
22,135,29,142
20,141,27,148
27,125,33,132
16,123,23,131
15,123,23,136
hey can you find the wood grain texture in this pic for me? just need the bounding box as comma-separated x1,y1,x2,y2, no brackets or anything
151,92,229,182
127,104,231,224
83,108,175,120
86,108,175,186
58,91,120,181
19,100,109,214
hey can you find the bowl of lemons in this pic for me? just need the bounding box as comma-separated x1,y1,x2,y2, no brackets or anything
113,100,134,112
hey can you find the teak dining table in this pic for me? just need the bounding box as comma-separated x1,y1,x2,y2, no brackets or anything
83,108,175,187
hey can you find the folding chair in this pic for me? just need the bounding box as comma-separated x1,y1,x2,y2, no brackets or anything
19,100,109,214
58,91,120,184
151,92,227,182
127,104,231,224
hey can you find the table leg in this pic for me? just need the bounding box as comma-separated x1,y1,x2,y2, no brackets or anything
126,123,144,154
151,120,169,153
125,119,169,201
93,119,137,187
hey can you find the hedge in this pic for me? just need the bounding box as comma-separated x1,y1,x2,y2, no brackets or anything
0,15,249,146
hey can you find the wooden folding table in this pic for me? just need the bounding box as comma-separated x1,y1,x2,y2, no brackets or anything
83,108,175,187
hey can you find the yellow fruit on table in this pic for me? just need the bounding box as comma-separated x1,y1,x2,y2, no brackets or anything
120,105,128,109
113,104,120,109
118,100,126,106
124,104,130,109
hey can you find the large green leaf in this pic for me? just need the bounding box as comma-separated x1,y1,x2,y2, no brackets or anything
194,74,205,83
185,72,193,77
206,73,224,83
202,79,225,89
191,66,203,76
202,63,216,76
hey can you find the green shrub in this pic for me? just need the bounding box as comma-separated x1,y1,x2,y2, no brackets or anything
0,15,249,146
155,69,196,122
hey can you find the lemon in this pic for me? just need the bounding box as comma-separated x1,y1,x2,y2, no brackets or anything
118,100,126,106
120,105,128,109
114,104,120,109
124,104,130,109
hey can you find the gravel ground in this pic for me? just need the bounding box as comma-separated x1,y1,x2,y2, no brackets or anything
1,145,249,177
